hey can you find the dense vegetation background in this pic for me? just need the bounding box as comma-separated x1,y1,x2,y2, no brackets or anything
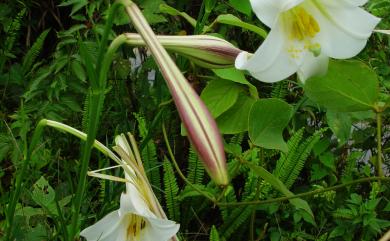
1,0,390,240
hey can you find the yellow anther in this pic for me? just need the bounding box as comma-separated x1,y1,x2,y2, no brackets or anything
287,6,320,40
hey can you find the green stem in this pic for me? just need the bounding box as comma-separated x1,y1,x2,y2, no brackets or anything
376,112,384,177
5,119,47,240
69,4,124,238
162,123,216,203
217,177,390,207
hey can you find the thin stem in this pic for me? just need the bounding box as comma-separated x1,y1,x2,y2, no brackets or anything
5,119,47,240
376,112,384,177
217,177,390,207
162,123,216,203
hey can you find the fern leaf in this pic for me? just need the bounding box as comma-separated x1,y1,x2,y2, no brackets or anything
220,203,254,239
187,147,205,184
274,128,304,180
271,81,288,99
210,225,221,241
5,8,26,51
22,29,50,74
134,113,162,200
333,208,354,219
274,128,325,189
229,132,244,146
163,159,180,221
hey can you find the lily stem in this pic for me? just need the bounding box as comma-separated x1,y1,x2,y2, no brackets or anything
376,112,384,177
217,176,390,207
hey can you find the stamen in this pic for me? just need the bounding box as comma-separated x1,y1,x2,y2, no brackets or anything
127,214,147,241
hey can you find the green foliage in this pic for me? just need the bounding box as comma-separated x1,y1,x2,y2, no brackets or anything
163,159,180,221
1,1,390,241
210,225,222,241
249,98,293,151
274,128,326,189
304,60,379,112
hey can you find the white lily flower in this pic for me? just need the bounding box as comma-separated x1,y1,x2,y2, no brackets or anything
235,0,380,82
80,134,180,241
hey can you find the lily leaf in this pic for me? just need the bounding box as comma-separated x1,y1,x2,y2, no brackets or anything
249,99,292,152
304,60,379,112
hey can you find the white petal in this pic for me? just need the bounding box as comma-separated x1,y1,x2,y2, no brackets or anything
298,54,329,82
114,135,131,156
120,188,154,218
140,216,180,241
250,0,304,27
310,1,380,58
235,22,299,82
80,210,125,241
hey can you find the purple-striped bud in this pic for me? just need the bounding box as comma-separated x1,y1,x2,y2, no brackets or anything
123,1,229,186
123,33,241,69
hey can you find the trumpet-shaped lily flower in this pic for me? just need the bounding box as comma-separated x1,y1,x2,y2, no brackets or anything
81,134,179,241
235,0,380,82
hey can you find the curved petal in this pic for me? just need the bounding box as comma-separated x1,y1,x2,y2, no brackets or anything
120,188,154,218
139,216,180,241
80,210,125,241
250,0,304,27
235,21,299,82
297,53,329,82
309,1,380,58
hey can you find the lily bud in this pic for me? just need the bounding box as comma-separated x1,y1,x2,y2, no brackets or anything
123,1,229,186
123,33,241,69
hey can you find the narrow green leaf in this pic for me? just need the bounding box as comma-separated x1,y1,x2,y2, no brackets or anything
214,14,267,38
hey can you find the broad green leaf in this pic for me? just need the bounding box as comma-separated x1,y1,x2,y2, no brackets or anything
31,176,55,208
248,99,292,152
213,68,258,98
246,162,314,220
304,60,379,112
229,0,252,16
217,94,256,134
201,78,242,118
326,112,351,145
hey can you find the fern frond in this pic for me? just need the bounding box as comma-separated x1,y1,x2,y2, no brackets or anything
134,112,162,200
229,132,244,146
333,208,354,219
5,8,26,51
210,225,222,241
220,202,254,239
274,128,325,189
274,128,304,181
271,81,288,99
163,159,180,221
22,29,50,74
187,147,205,185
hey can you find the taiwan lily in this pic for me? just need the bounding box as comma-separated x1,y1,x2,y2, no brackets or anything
80,133,179,241
235,0,380,82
